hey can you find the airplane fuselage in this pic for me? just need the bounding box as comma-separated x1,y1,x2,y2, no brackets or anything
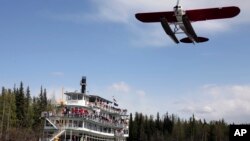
174,7,195,42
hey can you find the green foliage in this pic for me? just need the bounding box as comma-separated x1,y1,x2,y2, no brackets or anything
128,112,229,141
15,82,25,126
0,87,17,139
0,82,52,141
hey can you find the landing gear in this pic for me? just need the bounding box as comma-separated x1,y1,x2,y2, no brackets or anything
173,24,179,33
160,18,179,44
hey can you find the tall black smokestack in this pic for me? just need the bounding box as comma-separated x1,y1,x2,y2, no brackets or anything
80,76,86,93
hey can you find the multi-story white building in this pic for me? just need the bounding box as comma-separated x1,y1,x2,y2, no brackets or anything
42,77,129,141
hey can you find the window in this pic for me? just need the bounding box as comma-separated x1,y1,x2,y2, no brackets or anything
69,120,72,127
78,121,83,127
74,120,78,127
72,94,77,100
78,94,83,100
65,120,68,127
67,95,72,100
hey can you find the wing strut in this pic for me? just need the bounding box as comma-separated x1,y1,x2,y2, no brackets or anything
160,18,179,44
181,15,209,43
182,15,198,41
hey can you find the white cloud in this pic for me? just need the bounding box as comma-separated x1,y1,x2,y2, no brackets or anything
89,0,247,47
109,81,131,93
193,20,230,35
105,81,156,115
136,90,146,97
45,0,249,25
178,84,250,123
199,106,214,114
181,106,214,114
130,24,171,47
89,0,248,25
105,82,250,123
43,0,248,47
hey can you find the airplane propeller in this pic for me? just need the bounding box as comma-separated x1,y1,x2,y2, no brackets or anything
174,0,181,10
176,0,180,6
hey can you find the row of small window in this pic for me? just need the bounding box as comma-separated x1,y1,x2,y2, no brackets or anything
43,132,115,141
51,119,115,134
51,119,83,128
67,94,86,100
84,122,114,134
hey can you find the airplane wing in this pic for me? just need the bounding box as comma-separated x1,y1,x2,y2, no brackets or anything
186,6,240,22
135,6,240,23
135,11,177,23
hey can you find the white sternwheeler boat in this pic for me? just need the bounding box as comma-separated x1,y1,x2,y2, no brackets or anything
42,77,129,141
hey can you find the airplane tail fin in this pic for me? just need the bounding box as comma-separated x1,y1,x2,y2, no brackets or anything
180,37,209,43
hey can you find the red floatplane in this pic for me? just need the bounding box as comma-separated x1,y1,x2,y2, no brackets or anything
135,0,240,44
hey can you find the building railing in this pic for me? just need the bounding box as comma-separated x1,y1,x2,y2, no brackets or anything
87,102,128,115
45,112,128,129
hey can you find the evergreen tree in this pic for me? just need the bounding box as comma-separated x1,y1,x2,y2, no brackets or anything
0,83,54,140
43,88,47,108
163,112,173,135
208,122,217,141
133,112,139,141
143,115,150,141
0,87,6,139
23,87,33,128
138,113,145,141
32,97,40,128
38,87,48,112
189,114,196,141
128,113,134,141
0,87,17,140
155,112,161,131
15,82,25,127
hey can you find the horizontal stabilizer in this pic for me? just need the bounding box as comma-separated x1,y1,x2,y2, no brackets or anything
180,37,209,43
180,37,193,43
196,37,209,43
160,18,179,44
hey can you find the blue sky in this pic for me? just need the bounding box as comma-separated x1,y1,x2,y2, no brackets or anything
1,0,250,123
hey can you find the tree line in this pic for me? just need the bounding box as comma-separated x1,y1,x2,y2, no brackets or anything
1,83,231,141
0,82,52,141
127,112,229,141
